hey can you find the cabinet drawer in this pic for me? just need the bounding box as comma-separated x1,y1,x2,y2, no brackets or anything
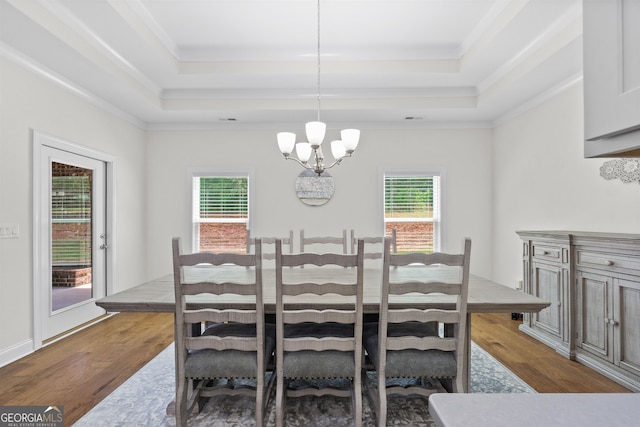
531,243,562,263
576,250,640,274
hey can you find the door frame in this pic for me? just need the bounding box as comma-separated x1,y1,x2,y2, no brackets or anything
32,130,116,349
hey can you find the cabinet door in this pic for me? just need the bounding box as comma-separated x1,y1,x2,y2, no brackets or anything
576,271,614,363
531,261,562,338
613,278,640,376
584,0,640,141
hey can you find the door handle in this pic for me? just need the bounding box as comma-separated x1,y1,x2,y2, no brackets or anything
99,233,108,250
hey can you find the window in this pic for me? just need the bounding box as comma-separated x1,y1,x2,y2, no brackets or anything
192,175,249,253
384,174,440,253
51,162,92,266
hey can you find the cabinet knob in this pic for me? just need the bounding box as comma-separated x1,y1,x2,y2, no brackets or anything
609,319,619,326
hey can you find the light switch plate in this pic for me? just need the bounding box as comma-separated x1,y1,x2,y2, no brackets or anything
0,223,20,239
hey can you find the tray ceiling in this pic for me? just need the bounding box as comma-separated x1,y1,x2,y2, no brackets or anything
0,0,583,129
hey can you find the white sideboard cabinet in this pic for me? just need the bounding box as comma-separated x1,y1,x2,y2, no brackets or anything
518,231,640,391
583,0,640,157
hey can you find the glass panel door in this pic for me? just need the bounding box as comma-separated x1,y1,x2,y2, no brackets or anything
51,162,94,311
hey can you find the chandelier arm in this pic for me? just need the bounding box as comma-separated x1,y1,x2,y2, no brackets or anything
323,158,343,171
283,155,313,170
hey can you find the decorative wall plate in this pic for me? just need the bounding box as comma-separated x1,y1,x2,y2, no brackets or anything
600,158,640,184
295,170,334,206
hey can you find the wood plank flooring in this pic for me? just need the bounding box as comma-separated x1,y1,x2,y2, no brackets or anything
0,311,631,426
0,312,174,425
471,312,631,393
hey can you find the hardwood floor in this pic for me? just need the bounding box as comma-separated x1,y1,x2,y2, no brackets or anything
0,312,174,425
0,311,631,426
472,312,631,393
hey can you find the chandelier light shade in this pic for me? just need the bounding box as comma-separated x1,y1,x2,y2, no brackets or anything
276,0,360,176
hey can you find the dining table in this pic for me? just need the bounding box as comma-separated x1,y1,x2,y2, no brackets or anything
96,264,550,394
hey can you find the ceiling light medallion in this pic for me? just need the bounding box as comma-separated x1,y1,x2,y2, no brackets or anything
277,0,360,176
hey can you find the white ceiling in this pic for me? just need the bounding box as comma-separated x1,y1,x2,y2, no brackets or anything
0,0,583,130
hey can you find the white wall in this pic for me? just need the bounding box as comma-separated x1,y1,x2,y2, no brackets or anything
11,52,634,366
492,82,640,289
0,58,148,363
145,128,494,279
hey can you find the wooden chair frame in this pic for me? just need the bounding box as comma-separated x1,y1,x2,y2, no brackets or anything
363,237,471,427
247,230,294,260
274,238,365,427
299,229,348,254
349,229,397,259
172,237,275,427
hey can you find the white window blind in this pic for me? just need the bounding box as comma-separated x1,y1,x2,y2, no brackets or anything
51,169,92,266
192,175,249,253
384,174,440,253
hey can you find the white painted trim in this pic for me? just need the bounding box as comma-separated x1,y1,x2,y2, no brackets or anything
378,167,446,252
32,130,117,350
477,2,582,94
0,339,34,368
39,0,161,96
0,43,146,129
187,168,255,253
493,73,583,126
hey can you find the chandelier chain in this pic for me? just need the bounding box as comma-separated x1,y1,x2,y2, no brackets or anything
275,0,359,176
316,0,321,122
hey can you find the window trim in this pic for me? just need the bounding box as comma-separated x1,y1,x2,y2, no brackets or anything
188,169,253,253
379,168,445,253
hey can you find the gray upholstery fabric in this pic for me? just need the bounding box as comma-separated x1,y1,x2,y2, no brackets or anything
282,322,355,379
184,323,276,380
283,350,355,378
284,322,354,338
363,321,456,378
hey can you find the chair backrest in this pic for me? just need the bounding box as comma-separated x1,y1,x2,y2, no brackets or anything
247,230,294,260
172,236,267,374
379,237,471,389
299,229,348,254
349,229,397,259
275,237,364,359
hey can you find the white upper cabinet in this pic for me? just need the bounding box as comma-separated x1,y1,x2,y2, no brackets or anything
583,0,640,157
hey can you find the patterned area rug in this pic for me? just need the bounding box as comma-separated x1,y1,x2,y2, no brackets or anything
74,342,534,426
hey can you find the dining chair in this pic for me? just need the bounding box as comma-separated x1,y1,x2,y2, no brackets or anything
274,238,365,427
299,229,348,254
349,229,397,259
172,237,275,427
362,237,472,427
247,229,294,260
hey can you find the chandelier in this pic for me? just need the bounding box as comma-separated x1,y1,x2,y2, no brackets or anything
276,0,360,176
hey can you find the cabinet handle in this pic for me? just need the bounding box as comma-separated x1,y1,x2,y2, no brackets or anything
609,319,619,326
587,257,614,266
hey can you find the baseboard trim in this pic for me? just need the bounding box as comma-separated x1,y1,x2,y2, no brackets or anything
0,339,34,368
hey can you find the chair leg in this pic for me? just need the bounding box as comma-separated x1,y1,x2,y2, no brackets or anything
275,376,285,427
175,379,188,427
256,384,264,427
353,380,363,427
377,376,387,427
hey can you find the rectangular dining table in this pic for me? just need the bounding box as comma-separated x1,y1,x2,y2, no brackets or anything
96,265,550,393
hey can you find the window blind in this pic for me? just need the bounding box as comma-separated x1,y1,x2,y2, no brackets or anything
193,176,249,253
51,171,92,266
384,176,435,219
197,177,248,220
384,174,440,253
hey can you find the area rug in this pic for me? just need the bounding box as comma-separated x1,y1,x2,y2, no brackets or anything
74,342,534,426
